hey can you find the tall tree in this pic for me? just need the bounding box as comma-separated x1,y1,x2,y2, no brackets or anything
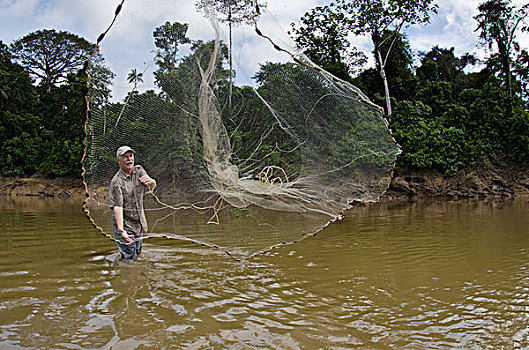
0,41,42,176
196,0,256,107
115,68,145,128
153,21,191,72
326,0,438,117
352,30,416,104
474,0,529,100
290,6,367,81
10,29,97,92
127,68,144,91
417,47,477,83
416,46,478,95
514,49,529,105
0,41,36,113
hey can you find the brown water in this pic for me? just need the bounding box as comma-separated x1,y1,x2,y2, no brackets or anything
1,196,528,349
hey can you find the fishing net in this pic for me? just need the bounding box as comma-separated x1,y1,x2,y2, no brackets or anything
82,0,401,261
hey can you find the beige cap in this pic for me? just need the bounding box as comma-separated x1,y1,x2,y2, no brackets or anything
116,145,135,158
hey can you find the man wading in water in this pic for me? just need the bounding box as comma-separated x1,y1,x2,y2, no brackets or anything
109,146,156,260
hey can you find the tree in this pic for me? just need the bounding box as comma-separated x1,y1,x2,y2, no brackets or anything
36,70,88,176
474,0,529,100
115,68,145,128
196,0,256,107
352,30,416,106
153,21,191,72
416,46,478,96
514,49,529,105
326,0,438,117
0,41,36,113
127,68,144,91
0,41,43,176
375,30,416,102
289,6,367,81
10,29,98,91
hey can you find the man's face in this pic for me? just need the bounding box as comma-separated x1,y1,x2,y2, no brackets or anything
117,151,134,173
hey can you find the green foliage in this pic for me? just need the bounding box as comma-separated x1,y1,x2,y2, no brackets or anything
2,9,529,184
391,56,529,177
153,22,191,72
415,81,453,117
0,112,43,176
474,0,529,99
0,41,36,114
391,100,473,176
36,72,87,177
0,41,42,176
10,29,98,91
1,31,99,178
289,6,366,80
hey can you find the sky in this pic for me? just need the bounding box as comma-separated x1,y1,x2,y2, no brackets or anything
1,0,528,99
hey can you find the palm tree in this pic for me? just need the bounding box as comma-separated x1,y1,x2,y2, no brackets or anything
116,68,145,127
127,68,144,91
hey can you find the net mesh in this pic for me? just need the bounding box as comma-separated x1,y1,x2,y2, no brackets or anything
83,0,401,260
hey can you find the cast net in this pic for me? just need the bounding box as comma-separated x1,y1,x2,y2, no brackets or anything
82,0,401,260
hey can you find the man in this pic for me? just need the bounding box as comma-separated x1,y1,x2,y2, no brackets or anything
109,145,156,260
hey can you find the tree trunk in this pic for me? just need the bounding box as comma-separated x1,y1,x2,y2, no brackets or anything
498,41,513,116
228,8,233,110
376,48,392,118
499,44,512,98
103,107,107,135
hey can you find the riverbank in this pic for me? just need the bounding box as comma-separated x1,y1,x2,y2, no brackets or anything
1,167,529,202
385,166,529,200
0,175,86,201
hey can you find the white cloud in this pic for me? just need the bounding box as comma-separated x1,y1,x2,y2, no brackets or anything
1,0,38,17
33,1,120,38
1,0,123,43
1,0,40,42
406,0,482,57
407,0,529,59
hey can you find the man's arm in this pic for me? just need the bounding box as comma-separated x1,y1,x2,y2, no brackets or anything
113,206,134,243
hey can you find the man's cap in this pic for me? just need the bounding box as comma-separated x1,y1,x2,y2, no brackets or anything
116,145,135,158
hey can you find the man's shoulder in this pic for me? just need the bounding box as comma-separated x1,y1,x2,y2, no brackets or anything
110,170,123,185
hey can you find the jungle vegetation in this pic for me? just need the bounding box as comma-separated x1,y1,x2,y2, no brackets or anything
1,0,528,178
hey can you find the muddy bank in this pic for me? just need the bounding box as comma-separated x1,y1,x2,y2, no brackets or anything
2,167,529,202
384,167,529,201
0,175,85,201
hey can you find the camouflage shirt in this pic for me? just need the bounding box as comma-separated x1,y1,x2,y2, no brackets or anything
109,165,149,236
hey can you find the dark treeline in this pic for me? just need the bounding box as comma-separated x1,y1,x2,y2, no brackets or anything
1,0,528,179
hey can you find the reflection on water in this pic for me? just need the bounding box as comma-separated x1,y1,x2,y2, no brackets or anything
1,196,529,348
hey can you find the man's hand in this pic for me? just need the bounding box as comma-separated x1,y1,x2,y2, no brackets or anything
119,228,134,243
139,175,156,190
113,206,133,243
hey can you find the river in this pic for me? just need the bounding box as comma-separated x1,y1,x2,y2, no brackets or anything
1,196,528,348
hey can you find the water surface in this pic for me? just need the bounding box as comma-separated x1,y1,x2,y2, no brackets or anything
1,196,528,348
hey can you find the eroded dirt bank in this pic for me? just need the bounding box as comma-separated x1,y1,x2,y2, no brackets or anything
0,175,85,201
2,167,529,202
384,167,529,201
